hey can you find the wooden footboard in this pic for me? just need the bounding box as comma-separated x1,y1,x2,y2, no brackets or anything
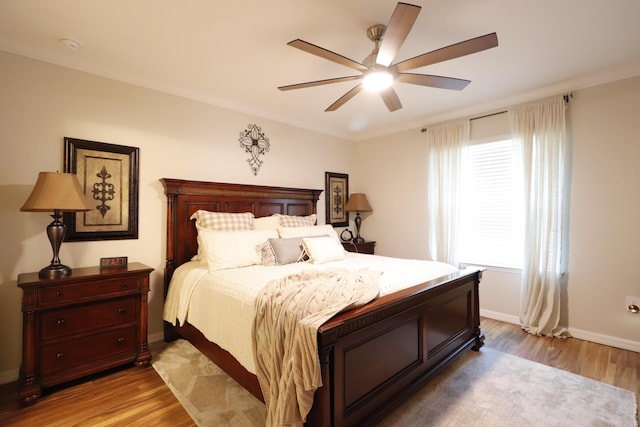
166,267,482,427
308,268,483,427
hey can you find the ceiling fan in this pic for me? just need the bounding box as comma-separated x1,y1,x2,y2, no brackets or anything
278,2,498,112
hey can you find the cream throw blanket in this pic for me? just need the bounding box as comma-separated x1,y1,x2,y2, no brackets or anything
253,268,381,427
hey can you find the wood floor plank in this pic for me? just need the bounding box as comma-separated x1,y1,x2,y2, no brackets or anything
0,365,195,426
0,318,637,425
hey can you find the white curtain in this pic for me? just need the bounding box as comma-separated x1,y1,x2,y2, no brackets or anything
509,95,570,337
425,120,469,266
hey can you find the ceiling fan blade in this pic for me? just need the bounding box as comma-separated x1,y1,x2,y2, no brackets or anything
396,73,471,90
278,75,362,91
325,84,363,111
288,39,368,72
380,87,402,112
393,32,498,72
376,2,421,67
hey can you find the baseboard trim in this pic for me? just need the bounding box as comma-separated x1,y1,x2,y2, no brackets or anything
148,331,164,344
480,309,520,325
0,368,19,386
480,309,640,352
568,327,640,353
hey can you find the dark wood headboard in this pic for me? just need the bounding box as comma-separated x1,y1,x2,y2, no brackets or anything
160,178,322,296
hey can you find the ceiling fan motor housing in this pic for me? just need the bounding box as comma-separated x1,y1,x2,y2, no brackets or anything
367,24,386,43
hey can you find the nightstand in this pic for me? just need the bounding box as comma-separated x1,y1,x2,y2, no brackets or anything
342,241,376,255
17,262,153,405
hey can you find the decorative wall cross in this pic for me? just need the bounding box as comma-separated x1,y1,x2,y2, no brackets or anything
238,124,270,175
92,166,115,217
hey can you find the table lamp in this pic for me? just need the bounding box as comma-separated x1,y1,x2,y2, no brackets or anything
21,172,93,278
344,193,372,244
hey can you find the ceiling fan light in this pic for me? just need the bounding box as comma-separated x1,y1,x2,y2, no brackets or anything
363,70,393,91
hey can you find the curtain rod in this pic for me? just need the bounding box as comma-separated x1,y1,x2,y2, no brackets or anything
470,110,507,122
420,110,505,133
420,92,572,133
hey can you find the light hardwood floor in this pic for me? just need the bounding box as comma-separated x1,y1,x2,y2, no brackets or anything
0,318,637,426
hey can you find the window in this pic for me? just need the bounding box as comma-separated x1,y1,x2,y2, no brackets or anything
459,138,524,269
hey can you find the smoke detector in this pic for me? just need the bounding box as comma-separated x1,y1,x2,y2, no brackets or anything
60,37,81,50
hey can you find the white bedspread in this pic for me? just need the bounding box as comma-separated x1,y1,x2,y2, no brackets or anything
163,253,458,374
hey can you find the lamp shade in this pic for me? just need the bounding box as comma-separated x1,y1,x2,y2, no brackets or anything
21,172,93,212
344,193,372,212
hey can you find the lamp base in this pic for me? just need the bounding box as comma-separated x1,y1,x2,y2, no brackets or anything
39,210,72,279
353,212,365,244
39,263,71,279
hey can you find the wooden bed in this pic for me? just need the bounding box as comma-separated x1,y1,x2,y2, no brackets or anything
161,178,484,427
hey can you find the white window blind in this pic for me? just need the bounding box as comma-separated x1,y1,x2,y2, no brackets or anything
459,139,524,269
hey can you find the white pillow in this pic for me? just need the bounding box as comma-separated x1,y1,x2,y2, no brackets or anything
199,228,278,271
302,236,346,264
253,215,281,230
277,224,340,241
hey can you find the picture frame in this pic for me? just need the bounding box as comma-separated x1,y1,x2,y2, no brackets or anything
325,172,349,227
63,137,139,241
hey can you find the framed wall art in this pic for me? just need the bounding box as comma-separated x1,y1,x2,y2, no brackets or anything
63,137,139,241
325,172,349,227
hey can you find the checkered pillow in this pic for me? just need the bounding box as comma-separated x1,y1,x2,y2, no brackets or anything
190,210,254,231
277,214,317,227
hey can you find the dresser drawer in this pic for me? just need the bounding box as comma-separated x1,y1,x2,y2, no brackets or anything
40,297,137,340
40,325,137,375
38,276,141,306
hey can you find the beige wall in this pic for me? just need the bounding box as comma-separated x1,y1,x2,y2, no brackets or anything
567,77,640,343
356,75,640,351
0,51,356,382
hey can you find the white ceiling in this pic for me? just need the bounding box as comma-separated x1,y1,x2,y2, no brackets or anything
1,0,639,141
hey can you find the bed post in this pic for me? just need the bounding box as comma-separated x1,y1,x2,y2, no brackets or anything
162,179,180,342
307,345,333,426
472,269,485,350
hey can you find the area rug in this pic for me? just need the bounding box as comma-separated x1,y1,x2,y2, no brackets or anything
151,340,638,427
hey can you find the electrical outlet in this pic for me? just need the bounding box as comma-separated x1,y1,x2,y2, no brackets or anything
626,296,640,313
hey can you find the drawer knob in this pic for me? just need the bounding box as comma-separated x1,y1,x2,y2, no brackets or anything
117,337,126,344
56,319,66,327
55,290,64,297
121,281,128,288
117,307,126,314
56,352,64,360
